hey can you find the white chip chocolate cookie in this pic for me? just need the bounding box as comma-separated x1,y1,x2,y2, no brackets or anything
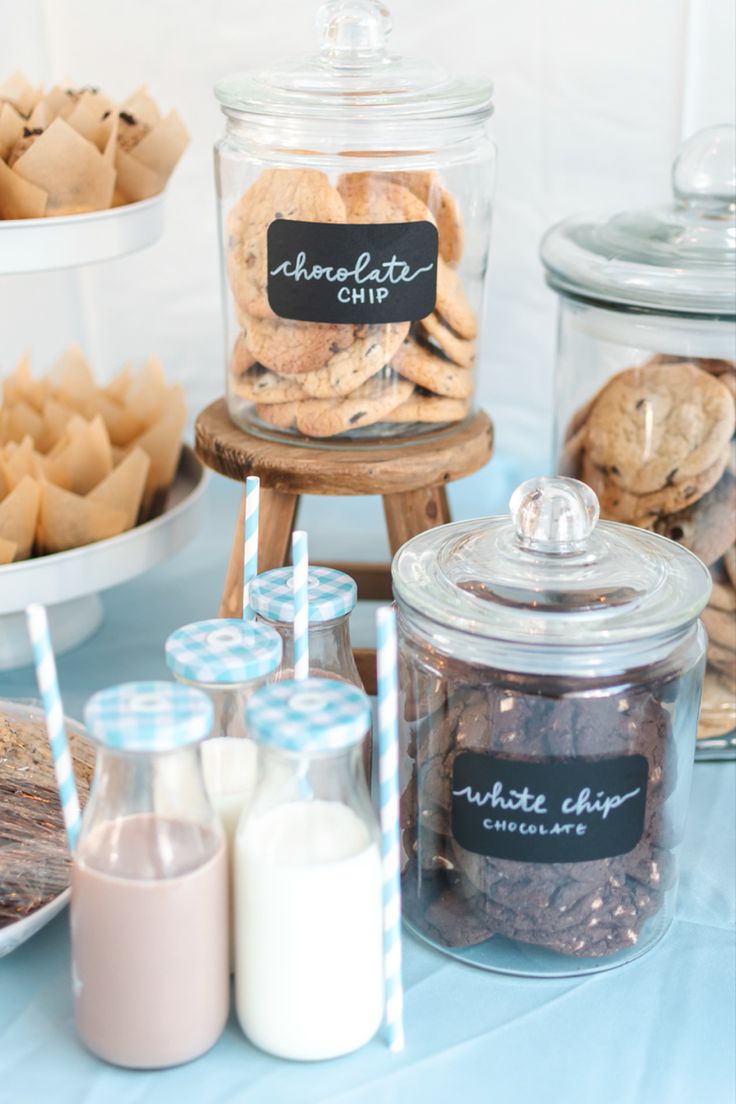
227,168,346,319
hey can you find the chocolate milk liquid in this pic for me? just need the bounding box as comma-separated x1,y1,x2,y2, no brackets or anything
71,814,228,1069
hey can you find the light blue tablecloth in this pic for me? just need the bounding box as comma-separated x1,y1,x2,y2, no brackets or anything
1,473,734,1104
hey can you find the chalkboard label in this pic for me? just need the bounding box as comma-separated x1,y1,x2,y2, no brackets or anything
267,219,439,324
451,752,648,864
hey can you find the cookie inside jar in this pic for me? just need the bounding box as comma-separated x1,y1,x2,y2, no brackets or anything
393,476,710,976
543,126,736,751
214,0,495,444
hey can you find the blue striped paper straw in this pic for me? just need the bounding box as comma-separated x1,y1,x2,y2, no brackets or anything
292,530,309,680
25,604,82,853
376,606,405,1053
243,476,260,620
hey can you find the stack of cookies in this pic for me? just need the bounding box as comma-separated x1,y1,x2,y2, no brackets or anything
225,167,477,438
399,642,677,957
561,356,736,739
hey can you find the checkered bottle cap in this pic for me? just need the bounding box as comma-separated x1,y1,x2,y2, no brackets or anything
250,566,357,624
245,677,370,752
84,681,214,752
165,619,283,685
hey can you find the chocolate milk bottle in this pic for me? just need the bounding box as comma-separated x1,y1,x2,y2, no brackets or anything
75,683,228,1068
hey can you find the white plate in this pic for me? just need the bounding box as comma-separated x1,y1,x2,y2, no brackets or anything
0,701,87,957
0,445,208,668
0,194,165,274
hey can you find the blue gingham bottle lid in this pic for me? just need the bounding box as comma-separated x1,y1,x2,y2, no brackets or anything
246,678,370,752
84,681,214,753
250,566,357,624
165,619,283,685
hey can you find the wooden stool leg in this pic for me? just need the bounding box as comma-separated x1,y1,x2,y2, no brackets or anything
218,488,299,617
382,484,451,555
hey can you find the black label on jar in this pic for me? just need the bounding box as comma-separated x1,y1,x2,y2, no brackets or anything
451,752,648,864
266,219,439,324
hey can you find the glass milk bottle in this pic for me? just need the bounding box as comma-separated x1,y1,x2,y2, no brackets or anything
165,618,283,850
250,565,362,686
234,677,383,1060
72,682,228,1069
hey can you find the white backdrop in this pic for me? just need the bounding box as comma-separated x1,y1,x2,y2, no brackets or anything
1,0,734,538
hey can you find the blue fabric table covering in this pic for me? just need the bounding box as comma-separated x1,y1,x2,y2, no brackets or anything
1,473,734,1104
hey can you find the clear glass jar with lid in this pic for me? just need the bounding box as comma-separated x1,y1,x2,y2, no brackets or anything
541,126,735,753
393,476,710,977
214,0,495,444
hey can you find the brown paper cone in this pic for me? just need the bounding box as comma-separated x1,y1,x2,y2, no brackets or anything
2,399,44,446
0,72,43,118
119,87,161,129
47,345,97,415
129,110,189,181
0,157,47,218
0,103,24,161
125,356,167,425
95,392,146,447
133,404,186,517
113,146,164,205
0,536,17,564
88,446,150,529
0,475,40,559
13,116,115,215
38,397,76,452
1,436,42,487
2,356,47,411
104,364,132,403
43,414,113,494
38,481,126,554
65,97,110,152
31,86,70,125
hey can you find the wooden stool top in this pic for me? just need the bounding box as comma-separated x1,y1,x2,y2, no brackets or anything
195,399,493,496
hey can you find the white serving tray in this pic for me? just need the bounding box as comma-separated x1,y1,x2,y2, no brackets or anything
0,193,165,274
0,445,208,669
0,700,87,957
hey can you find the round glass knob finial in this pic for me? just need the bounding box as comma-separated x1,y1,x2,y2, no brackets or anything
317,0,391,66
672,125,736,211
510,477,600,554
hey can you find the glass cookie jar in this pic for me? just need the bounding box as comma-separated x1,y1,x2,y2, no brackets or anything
214,0,495,444
393,476,710,977
541,126,736,754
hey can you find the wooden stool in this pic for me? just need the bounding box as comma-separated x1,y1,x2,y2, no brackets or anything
195,399,493,692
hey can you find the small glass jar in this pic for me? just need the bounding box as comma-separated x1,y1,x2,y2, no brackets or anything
541,126,735,755
250,565,362,686
393,477,710,977
72,682,228,1068
214,0,495,444
234,677,382,1060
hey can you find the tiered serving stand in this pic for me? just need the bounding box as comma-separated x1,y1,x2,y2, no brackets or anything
0,197,207,668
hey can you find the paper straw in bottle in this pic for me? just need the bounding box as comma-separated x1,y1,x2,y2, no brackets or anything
243,476,260,620
25,604,82,852
375,605,405,1053
292,529,309,680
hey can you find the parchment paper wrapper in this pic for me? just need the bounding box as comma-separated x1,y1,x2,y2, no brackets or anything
0,536,16,564
43,414,113,494
0,72,43,117
38,481,126,554
0,475,40,559
88,446,150,529
113,109,188,205
12,116,115,215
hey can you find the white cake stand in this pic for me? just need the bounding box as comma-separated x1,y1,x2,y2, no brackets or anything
0,446,208,669
0,194,165,274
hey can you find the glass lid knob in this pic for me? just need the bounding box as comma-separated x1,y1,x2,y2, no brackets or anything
317,0,392,67
672,124,736,213
510,477,599,555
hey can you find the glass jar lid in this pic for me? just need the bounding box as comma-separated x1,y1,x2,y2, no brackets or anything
541,126,736,316
250,565,357,624
246,677,370,751
84,682,213,753
215,1,493,125
392,477,711,666
165,619,283,685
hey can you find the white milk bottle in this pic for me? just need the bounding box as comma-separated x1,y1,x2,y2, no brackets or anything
165,618,283,963
234,677,383,1061
73,682,228,1069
